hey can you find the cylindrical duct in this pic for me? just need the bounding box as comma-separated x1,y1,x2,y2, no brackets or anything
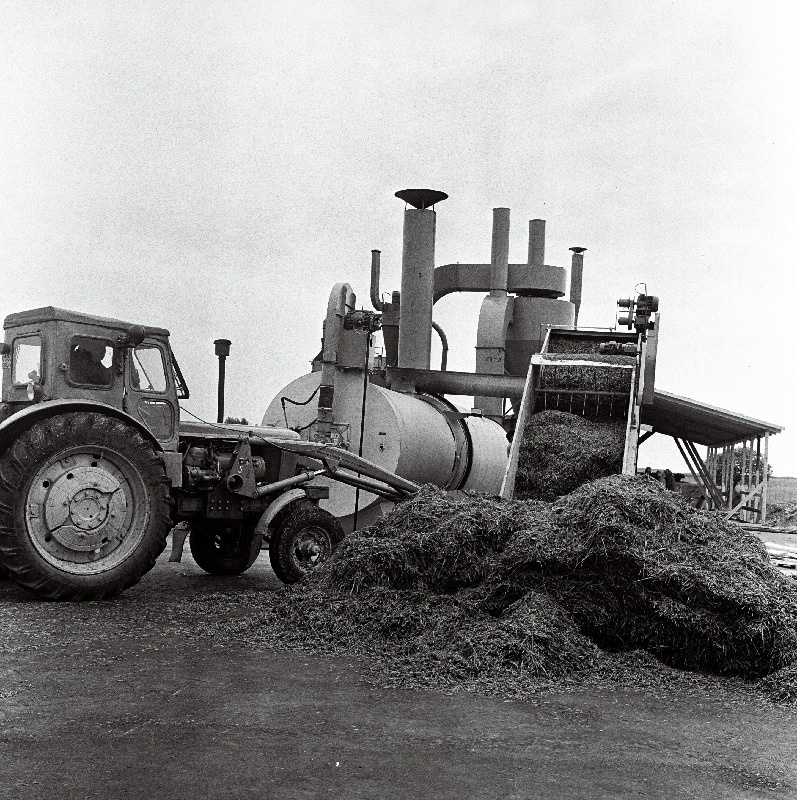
389,367,526,399
431,321,448,371
398,208,436,370
569,247,586,326
490,207,510,297
370,249,383,310
528,219,546,267
382,290,400,368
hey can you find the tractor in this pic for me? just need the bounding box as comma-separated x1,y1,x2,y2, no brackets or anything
0,306,382,600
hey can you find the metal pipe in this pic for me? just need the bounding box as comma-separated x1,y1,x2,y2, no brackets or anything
213,338,231,423
369,249,384,310
254,469,328,499
569,247,586,325
432,321,448,371
382,290,400,368
528,219,546,267
388,367,526,398
490,207,510,296
323,471,408,501
398,207,436,370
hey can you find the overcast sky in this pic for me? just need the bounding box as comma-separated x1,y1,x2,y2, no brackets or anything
2,1,796,475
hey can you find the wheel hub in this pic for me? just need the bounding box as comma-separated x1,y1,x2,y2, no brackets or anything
294,528,329,567
28,455,131,557
69,489,108,530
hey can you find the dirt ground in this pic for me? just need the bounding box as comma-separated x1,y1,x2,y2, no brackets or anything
2,546,796,800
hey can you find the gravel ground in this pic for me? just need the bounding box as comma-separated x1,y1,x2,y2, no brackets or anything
1,540,796,800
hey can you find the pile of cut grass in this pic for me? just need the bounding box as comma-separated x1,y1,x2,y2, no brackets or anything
515,410,625,500
538,353,634,394
212,478,797,701
767,501,797,529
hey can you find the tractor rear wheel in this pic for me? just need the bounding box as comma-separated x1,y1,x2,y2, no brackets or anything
0,412,172,601
269,500,344,584
189,522,261,575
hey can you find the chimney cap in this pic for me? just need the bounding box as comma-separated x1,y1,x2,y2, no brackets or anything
569,247,587,254
214,338,231,357
395,189,448,209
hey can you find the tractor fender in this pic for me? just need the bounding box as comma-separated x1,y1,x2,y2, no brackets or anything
254,488,308,540
0,399,164,454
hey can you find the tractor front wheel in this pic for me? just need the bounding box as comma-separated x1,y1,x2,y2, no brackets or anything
0,412,172,601
189,522,261,575
268,500,344,584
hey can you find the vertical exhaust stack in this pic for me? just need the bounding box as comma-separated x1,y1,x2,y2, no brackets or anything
395,189,448,370
528,218,546,267
490,207,510,296
214,338,231,423
369,249,383,310
569,247,586,325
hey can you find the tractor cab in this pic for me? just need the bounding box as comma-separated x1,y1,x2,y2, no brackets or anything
1,307,188,451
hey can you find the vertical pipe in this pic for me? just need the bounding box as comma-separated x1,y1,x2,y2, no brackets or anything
490,207,510,297
370,249,384,310
432,321,448,371
398,208,436,370
214,338,231,423
382,290,400,368
528,219,546,267
569,247,586,326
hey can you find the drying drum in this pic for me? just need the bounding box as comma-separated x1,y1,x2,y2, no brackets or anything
263,373,508,529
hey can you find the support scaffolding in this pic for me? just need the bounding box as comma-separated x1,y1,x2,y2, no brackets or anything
703,433,770,522
639,390,782,524
668,434,771,522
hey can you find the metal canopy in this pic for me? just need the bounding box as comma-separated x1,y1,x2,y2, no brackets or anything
641,390,784,447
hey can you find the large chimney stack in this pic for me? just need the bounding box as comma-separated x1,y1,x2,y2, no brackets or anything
569,247,586,325
490,207,510,296
528,219,546,267
395,189,448,370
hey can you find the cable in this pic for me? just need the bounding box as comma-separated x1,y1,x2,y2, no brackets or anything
280,385,320,427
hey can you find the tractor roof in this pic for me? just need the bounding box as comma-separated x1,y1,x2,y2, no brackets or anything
4,306,170,337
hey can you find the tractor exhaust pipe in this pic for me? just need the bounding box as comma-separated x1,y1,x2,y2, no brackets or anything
214,338,231,423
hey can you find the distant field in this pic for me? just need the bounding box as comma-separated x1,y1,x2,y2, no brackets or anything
768,477,797,505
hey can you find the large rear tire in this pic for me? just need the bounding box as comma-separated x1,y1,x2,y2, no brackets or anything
0,412,172,600
189,522,261,575
269,500,344,584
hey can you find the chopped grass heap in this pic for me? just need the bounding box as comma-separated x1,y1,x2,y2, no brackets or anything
515,411,626,500
538,353,634,394
228,477,797,700
767,501,797,529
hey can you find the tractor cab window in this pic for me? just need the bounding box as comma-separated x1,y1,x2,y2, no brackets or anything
13,336,42,385
69,337,114,387
131,345,167,393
